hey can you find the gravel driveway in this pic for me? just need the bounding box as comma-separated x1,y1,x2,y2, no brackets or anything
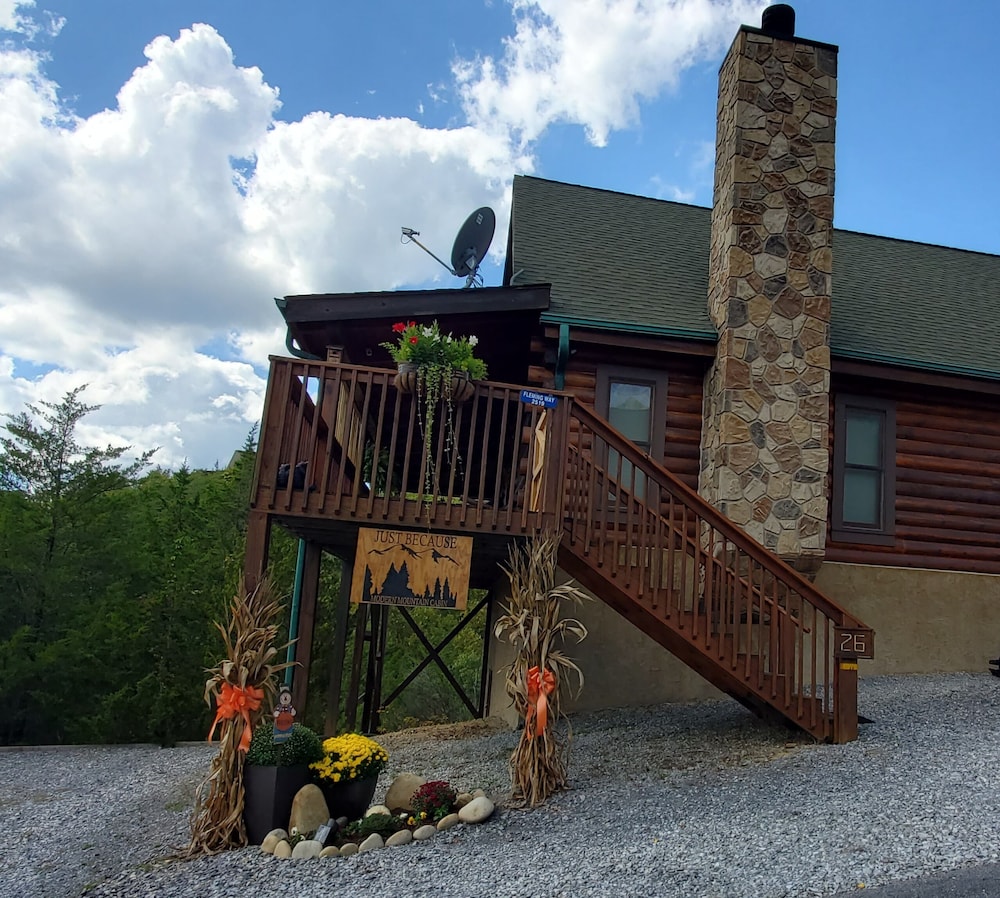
3,672,998,898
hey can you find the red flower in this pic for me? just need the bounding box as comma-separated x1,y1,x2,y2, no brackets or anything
392,322,406,333
409,335,418,344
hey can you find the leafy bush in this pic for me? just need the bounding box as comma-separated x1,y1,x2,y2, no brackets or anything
246,721,324,767
342,812,404,840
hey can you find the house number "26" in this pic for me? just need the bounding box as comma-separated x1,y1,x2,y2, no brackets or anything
834,627,874,660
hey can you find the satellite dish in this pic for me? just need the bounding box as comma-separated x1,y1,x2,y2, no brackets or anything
400,206,495,288
451,207,495,284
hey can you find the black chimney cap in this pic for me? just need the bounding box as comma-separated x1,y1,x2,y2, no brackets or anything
761,3,795,38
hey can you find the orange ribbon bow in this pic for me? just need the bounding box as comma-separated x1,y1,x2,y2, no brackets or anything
525,666,556,738
207,682,264,753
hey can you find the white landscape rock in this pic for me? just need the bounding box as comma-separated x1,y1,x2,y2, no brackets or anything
339,842,359,857
359,833,385,853
458,796,495,824
272,840,292,859
386,829,413,847
385,773,426,813
413,824,437,841
260,829,288,854
436,813,460,831
291,839,323,859
365,804,391,818
319,845,340,858
288,785,330,835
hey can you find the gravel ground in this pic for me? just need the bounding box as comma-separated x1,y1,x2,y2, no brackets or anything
3,672,999,898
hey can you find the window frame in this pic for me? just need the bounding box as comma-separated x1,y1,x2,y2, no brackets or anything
831,394,896,545
595,365,668,503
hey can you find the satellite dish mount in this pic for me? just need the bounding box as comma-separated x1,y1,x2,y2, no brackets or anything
401,207,496,288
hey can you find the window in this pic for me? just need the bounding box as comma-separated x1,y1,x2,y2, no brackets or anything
596,366,667,501
832,395,896,544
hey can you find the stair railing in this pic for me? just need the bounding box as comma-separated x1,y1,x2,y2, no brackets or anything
562,400,864,742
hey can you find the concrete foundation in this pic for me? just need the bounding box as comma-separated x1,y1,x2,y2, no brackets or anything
815,562,1000,676
486,562,1000,724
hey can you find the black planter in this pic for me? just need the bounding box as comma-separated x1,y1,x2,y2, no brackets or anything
317,775,379,823
243,764,313,845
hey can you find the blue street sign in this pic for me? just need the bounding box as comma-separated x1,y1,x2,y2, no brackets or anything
519,389,558,408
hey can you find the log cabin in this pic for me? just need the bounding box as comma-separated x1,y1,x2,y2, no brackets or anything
244,4,1000,743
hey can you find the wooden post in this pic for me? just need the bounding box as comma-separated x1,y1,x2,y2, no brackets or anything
324,560,352,736
345,603,368,732
833,659,859,743
361,606,390,733
290,541,323,718
545,395,570,528
256,358,292,511
476,588,495,718
243,511,272,592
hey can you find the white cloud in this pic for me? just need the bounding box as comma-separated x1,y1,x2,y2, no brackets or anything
648,138,716,202
4,341,266,470
649,177,696,203
0,0,62,38
454,0,763,146
0,0,33,34
0,3,759,468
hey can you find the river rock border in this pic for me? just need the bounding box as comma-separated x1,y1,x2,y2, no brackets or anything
259,775,496,860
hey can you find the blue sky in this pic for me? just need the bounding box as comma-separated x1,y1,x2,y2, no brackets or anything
1,0,997,469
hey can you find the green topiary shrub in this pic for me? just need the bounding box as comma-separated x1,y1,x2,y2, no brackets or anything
246,721,324,767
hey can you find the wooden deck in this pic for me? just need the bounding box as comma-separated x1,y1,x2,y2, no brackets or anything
248,357,570,585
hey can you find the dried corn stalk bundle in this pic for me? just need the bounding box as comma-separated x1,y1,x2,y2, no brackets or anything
181,576,291,857
495,533,589,807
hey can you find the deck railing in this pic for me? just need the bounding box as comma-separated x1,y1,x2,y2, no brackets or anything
253,357,570,534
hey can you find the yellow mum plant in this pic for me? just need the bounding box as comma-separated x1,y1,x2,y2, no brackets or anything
310,733,388,784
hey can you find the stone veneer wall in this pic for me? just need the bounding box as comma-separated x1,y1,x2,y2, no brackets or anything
699,25,838,577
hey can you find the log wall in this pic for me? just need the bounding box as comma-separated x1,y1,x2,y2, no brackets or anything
528,337,708,492
529,334,1000,576
827,376,1000,575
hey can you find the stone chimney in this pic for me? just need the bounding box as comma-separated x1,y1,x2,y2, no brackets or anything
698,4,837,577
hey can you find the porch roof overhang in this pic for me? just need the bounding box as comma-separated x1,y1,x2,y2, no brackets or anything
277,283,551,386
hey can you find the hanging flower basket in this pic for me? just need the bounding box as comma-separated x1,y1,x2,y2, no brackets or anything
394,363,474,404
394,361,420,394
449,371,474,403
381,320,487,385
382,321,486,498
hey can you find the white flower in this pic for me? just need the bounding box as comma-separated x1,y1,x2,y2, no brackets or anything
290,826,299,836
468,335,479,347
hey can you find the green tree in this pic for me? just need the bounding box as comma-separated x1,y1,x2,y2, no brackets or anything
0,385,154,566
0,386,155,742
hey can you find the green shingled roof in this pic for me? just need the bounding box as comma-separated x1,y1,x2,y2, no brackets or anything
507,175,1000,381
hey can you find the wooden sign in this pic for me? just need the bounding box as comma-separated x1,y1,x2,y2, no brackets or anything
351,527,472,610
834,627,875,659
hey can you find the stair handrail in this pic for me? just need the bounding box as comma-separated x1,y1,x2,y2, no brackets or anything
566,400,863,629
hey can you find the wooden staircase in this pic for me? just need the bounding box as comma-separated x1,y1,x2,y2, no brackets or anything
558,401,869,743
